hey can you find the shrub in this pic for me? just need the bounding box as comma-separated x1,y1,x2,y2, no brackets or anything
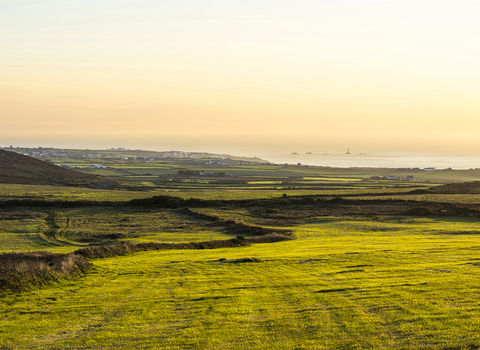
330,197,344,204
301,197,317,205
405,206,435,216
272,199,291,206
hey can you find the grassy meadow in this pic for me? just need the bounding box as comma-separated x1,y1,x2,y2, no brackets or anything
2,215,480,349
0,183,426,203
2,159,480,349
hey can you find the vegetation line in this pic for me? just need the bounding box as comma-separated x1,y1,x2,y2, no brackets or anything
179,208,293,236
0,189,433,209
74,234,293,259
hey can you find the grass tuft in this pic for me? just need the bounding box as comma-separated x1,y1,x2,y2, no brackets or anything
0,251,92,293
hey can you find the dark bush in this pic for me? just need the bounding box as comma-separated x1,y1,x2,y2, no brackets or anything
330,197,345,204
405,206,435,216
272,199,291,206
126,195,182,207
301,197,317,205
127,195,211,208
177,170,200,177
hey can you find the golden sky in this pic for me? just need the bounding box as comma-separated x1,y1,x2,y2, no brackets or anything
1,1,479,155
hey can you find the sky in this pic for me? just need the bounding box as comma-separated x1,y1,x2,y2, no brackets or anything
1,0,479,155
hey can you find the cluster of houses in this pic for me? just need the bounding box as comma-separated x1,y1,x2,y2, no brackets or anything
108,148,142,151
57,164,108,170
397,167,453,172
204,160,269,166
370,166,453,181
369,167,454,181
199,171,232,176
7,147,110,159
370,175,416,181
9,147,79,159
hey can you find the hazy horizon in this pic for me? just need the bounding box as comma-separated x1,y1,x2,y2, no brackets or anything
2,1,479,155
5,142,480,160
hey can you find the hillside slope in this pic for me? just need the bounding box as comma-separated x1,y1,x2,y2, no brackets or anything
432,181,480,194
0,149,104,185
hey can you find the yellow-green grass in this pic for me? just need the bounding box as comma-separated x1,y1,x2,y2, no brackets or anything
177,179,212,183
166,183,282,189
0,184,152,201
0,183,434,204
163,182,423,191
352,194,480,205
166,187,427,200
248,181,283,184
112,166,177,170
303,177,364,182
79,168,134,176
0,221,53,252
2,217,480,349
0,208,238,253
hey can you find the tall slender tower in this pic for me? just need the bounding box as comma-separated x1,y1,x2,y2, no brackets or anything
346,148,352,154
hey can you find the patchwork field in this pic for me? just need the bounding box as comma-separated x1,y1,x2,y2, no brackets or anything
2,169,480,348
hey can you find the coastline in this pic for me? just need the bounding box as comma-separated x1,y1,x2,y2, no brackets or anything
259,152,480,170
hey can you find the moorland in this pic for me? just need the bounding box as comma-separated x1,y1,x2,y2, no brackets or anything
1,148,480,349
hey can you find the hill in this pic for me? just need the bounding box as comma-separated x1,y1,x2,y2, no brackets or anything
431,181,480,194
0,149,105,186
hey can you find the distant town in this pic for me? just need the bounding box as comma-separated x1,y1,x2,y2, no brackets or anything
1,146,275,168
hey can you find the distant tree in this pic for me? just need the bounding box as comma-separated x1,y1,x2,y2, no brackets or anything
177,170,199,177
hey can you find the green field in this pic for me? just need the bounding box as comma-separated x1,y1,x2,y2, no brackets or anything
46,152,480,184
0,182,438,202
2,214,480,349
302,177,363,182
2,157,480,349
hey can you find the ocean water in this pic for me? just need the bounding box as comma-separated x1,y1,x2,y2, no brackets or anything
258,153,480,170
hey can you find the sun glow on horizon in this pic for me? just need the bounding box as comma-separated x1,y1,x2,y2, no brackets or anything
1,0,479,154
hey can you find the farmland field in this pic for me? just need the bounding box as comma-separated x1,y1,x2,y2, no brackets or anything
2,162,480,349
2,213,480,349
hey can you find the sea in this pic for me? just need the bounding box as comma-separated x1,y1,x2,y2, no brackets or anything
257,152,480,170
